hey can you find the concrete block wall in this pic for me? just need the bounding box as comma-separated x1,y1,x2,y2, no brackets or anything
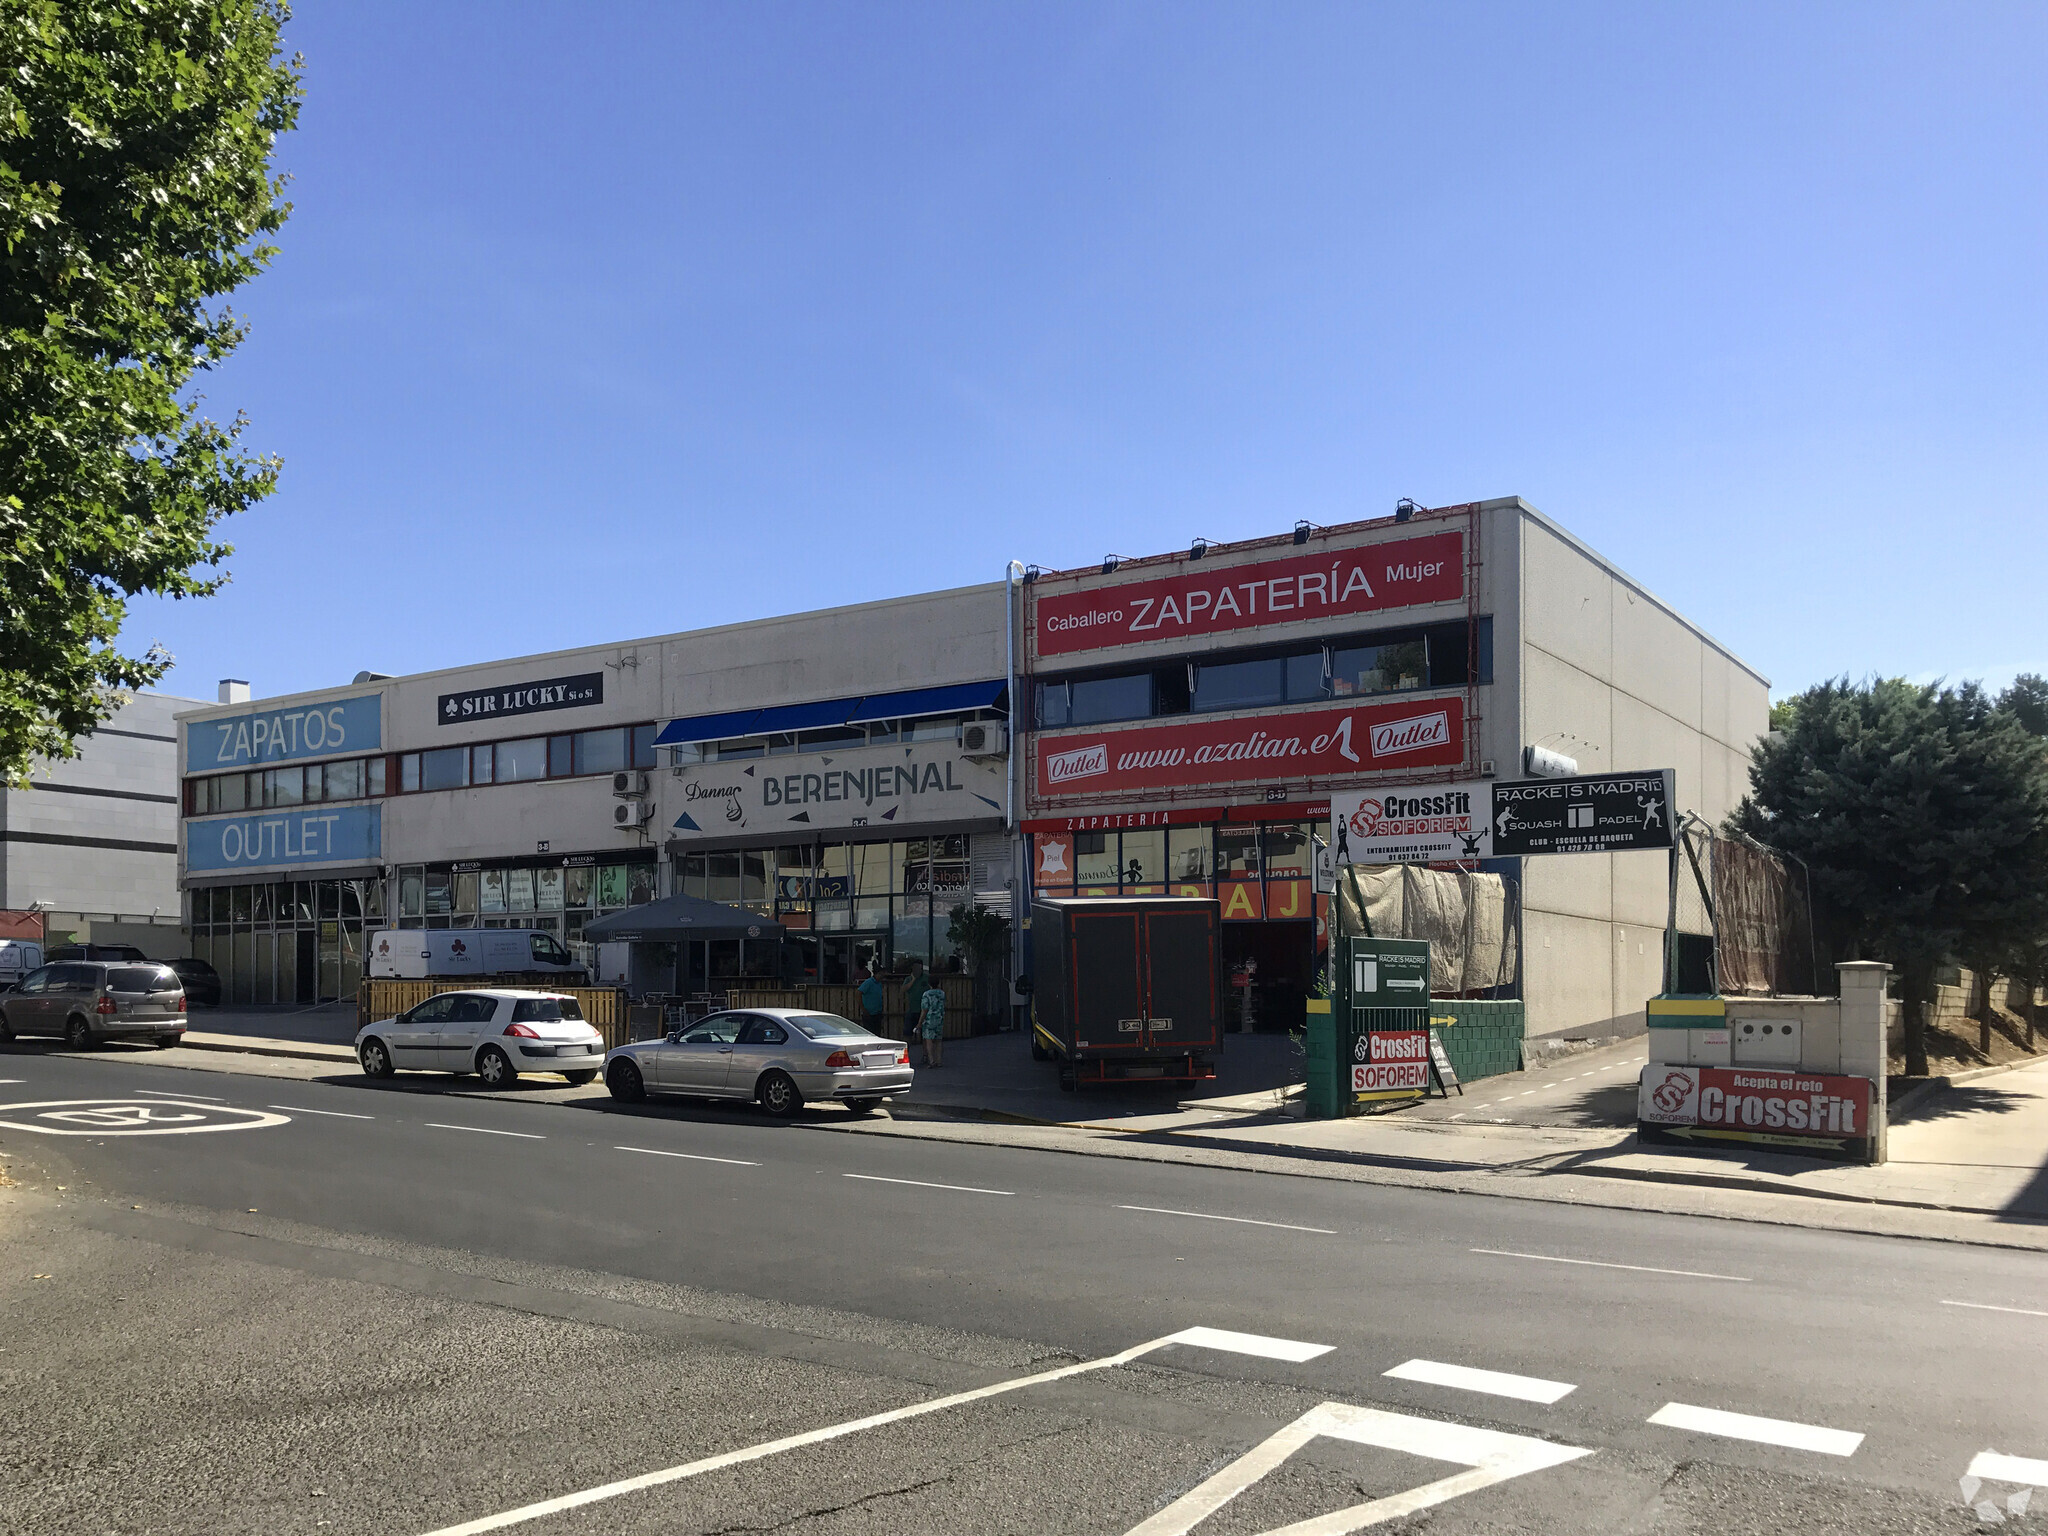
1511,507,1770,1038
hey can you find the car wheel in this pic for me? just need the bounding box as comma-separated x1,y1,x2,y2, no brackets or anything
606,1059,646,1102
64,1014,95,1051
563,1069,597,1086
476,1045,517,1088
843,1097,882,1116
757,1070,802,1118
154,1033,183,1050
359,1038,395,1079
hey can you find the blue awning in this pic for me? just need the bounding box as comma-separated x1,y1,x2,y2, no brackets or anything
848,680,1006,724
652,709,761,747
655,679,1004,747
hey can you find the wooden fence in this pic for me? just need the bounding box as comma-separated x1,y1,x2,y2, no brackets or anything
357,979,634,1049
729,975,978,1038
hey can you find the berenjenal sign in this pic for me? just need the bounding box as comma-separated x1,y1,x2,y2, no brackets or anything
439,672,604,726
668,740,1005,841
1489,770,1676,856
1033,530,1464,659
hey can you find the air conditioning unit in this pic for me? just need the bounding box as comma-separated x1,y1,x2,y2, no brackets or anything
959,722,1009,759
612,770,648,798
612,800,656,828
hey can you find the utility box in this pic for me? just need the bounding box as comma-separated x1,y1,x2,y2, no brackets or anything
1731,1015,1801,1067
1028,896,1221,1090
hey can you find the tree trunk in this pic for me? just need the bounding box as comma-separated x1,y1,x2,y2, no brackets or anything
1901,961,1933,1079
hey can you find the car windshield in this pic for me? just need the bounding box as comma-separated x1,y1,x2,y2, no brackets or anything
110,966,177,992
788,1013,870,1040
511,998,584,1023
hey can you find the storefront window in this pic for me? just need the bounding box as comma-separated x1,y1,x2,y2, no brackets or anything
217,773,248,812
1168,827,1213,882
1120,829,1165,887
740,851,770,906
596,864,630,907
892,897,931,960
470,744,494,784
398,866,424,919
318,882,341,920
1074,832,1121,888
854,900,889,931
1264,823,1313,878
1072,674,1151,725
706,852,742,904
425,871,452,916
1192,657,1285,713
454,870,480,914
536,867,565,910
480,869,506,913
367,757,388,796
548,735,574,777
1216,826,1261,879
250,883,271,924
850,841,894,895
906,715,959,742
420,747,467,791
1331,636,1427,696
266,766,304,807
629,865,656,905
564,865,592,908
497,736,546,782
400,753,420,792
630,724,658,769
507,868,535,911
359,878,385,919
325,759,364,800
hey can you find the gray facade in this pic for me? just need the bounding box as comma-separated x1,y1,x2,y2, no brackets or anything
0,691,198,956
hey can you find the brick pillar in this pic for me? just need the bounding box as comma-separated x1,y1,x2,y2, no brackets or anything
1837,961,1890,1162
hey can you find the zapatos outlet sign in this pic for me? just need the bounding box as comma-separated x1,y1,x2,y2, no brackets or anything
1034,696,1464,798
1033,530,1464,658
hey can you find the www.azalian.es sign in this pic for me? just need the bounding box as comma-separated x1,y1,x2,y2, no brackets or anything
184,804,382,873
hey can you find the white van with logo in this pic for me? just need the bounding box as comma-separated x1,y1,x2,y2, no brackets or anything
0,940,45,990
367,929,586,984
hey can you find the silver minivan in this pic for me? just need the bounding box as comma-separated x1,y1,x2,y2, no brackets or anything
0,962,187,1050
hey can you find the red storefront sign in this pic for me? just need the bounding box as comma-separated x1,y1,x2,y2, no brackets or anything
1035,696,1464,798
1352,1031,1431,1094
1034,530,1463,659
1637,1065,1873,1141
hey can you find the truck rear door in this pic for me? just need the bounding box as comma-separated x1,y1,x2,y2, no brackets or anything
1069,911,1144,1051
1141,909,1216,1050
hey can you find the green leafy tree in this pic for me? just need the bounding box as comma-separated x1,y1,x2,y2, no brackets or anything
1731,678,2048,1076
2000,673,2048,739
0,1,301,782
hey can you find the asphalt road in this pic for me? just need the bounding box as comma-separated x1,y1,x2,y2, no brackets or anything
2,1047,2041,1535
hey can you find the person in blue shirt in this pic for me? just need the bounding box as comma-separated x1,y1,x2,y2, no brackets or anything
857,963,886,1037
919,979,948,1067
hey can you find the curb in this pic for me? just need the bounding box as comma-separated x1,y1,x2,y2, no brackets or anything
180,1035,356,1065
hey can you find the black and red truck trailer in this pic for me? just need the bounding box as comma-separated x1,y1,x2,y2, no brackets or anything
1027,895,1222,1090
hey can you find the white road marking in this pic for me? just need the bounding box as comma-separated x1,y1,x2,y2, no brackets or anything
1118,1204,1336,1235
1971,1451,2048,1486
271,1105,375,1120
1472,1248,1750,1282
1384,1358,1576,1404
1169,1326,1333,1362
425,1123,543,1140
0,1099,289,1136
137,1088,226,1101
1944,1300,2048,1319
1648,1402,1862,1456
617,1145,757,1167
0,1079,24,1084
414,1325,1330,1536
1125,1399,1592,1536
843,1173,1010,1195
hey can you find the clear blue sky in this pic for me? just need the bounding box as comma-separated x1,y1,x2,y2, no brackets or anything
122,2,2046,705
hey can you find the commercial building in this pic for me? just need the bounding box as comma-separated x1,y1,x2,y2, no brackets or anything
2,691,197,955
175,588,1012,1004
1015,497,1768,1039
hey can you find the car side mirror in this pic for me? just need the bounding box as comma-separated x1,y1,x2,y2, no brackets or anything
665,1028,683,1043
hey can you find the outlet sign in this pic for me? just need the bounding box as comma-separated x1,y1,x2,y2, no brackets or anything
1637,1064,1875,1161
185,803,382,873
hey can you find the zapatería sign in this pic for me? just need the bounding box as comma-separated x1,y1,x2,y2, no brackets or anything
1489,770,1676,856
1034,696,1465,798
438,672,604,726
1636,1064,1876,1161
1032,530,1464,659
1331,781,1492,865
1351,1030,1431,1094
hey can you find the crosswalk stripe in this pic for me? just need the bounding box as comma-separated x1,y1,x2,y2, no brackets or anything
1649,1402,1862,1456
1969,1451,2048,1486
1384,1358,1576,1404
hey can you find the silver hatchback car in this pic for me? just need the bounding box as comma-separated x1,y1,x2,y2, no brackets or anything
604,1008,912,1116
0,961,187,1050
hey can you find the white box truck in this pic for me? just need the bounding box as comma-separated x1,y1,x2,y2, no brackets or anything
0,939,45,989
367,929,587,983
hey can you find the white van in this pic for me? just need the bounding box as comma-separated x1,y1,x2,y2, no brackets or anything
367,929,586,983
0,940,45,989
